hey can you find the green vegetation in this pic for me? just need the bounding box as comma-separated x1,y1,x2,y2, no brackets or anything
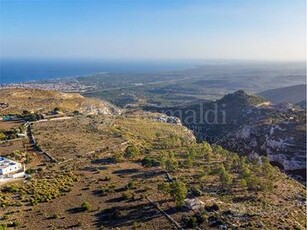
182,212,206,228
81,202,92,211
141,156,160,167
1,171,77,206
0,132,6,140
163,155,179,172
218,165,233,189
124,144,140,160
111,152,125,163
0,108,304,229
169,181,187,207
157,181,188,207
122,191,134,200
99,183,116,195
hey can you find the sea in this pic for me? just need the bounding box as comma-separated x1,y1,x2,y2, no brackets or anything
0,59,199,84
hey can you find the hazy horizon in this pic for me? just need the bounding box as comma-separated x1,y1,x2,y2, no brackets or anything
0,0,306,61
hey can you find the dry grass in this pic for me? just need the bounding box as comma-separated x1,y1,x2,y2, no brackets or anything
0,88,117,115
0,121,23,130
0,113,305,230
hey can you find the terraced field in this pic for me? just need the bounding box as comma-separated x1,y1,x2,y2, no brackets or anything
0,112,305,229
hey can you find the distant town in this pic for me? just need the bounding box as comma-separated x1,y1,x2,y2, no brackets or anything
0,78,96,93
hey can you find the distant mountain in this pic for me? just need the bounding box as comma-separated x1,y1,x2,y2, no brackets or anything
257,84,306,104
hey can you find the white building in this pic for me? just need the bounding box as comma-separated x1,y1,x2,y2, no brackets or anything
0,157,22,175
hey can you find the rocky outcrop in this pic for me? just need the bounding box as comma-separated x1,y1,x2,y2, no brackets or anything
78,100,121,115
151,114,182,125
144,90,306,181
223,120,306,172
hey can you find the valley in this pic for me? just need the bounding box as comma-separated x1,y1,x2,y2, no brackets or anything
2,61,305,107
145,90,306,183
0,88,305,229
1,1,306,229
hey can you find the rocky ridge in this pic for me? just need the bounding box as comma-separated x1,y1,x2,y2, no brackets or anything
144,90,306,181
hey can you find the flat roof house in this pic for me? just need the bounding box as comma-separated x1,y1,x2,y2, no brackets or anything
0,157,22,175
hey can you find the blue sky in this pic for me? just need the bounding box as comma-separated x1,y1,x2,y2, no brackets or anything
0,0,305,60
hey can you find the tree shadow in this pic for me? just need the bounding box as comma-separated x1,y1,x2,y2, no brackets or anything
131,170,164,179
114,187,127,193
66,207,84,214
163,205,187,215
93,202,163,228
105,196,126,203
97,166,108,170
81,166,98,172
112,168,139,175
91,189,106,197
91,157,114,165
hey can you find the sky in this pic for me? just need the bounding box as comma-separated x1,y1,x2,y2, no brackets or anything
0,0,306,61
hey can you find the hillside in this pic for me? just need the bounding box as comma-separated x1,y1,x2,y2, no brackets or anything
0,88,120,115
144,90,306,182
0,89,305,229
257,84,306,104
296,100,306,109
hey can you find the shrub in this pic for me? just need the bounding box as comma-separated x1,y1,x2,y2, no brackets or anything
25,154,33,164
2,185,20,193
51,213,59,219
185,155,194,168
81,202,92,211
76,220,82,227
99,183,116,195
245,175,262,191
126,181,136,190
3,214,9,220
141,156,160,167
122,191,134,200
102,176,111,181
182,212,205,228
239,179,247,188
124,145,140,160
260,156,274,177
186,216,197,228
133,222,141,230
0,132,6,140
158,183,170,194
164,158,178,172
25,168,35,174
